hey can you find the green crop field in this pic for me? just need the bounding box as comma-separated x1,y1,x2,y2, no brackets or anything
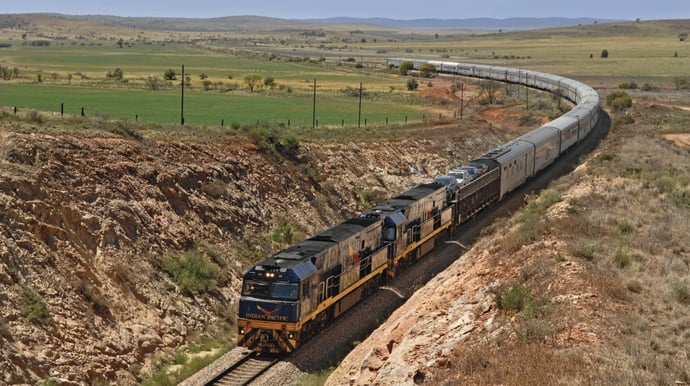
1,17,689,130
0,83,425,127
0,42,426,127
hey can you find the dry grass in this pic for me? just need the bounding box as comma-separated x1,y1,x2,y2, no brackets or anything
435,99,690,385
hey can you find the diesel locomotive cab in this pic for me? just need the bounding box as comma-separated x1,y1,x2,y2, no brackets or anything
237,260,315,353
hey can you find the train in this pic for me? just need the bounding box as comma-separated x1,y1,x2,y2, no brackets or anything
237,59,601,353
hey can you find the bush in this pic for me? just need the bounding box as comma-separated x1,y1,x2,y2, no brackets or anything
496,284,531,312
21,287,50,324
161,251,220,295
399,61,414,75
617,219,635,235
612,247,632,269
570,240,597,261
418,63,436,78
670,281,690,304
27,110,45,124
406,78,418,91
601,49,609,58
278,133,300,158
618,81,638,89
247,127,274,150
606,91,632,112
271,217,294,247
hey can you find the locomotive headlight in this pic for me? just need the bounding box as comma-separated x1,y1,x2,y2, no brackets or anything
288,332,294,340
239,327,245,335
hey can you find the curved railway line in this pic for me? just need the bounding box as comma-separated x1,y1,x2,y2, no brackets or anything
182,60,605,384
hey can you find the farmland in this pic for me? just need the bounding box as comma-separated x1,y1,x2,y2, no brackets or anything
2,17,688,130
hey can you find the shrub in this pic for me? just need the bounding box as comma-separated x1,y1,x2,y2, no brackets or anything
399,61,414,75
618,81,638,89
496,284,531,312
670,281,690,304
26,110,45,125
200,179,227,198
570,240,597,261
160,251,220,295
357,188,387,209
601,49,609,58
247,126,274,151
612,247,632,269
277,133,300,158
606,91,632,112
406,78,418,91
271,217,294,247
21,287,50,324
617,219,635,235
674,77,688,90
418,63,436,78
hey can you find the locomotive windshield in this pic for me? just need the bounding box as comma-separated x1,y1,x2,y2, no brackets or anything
242,280,299,301
272,283,299,300
242,280,270,297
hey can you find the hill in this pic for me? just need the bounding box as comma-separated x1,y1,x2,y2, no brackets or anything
302,17,623,31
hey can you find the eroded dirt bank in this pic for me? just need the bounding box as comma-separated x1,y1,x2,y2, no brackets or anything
0,119,508,384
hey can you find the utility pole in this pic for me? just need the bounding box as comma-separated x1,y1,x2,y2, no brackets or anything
460,83,464,120
358,81,363,128
312,78,316,128
180,64,185,126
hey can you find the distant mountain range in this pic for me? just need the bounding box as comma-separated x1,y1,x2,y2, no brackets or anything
57,14,625,32
299,17,624,31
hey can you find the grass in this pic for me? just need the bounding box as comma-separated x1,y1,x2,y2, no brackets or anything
569,239,598,261
0,82,422,127
516,188,562,244
140,333,235,386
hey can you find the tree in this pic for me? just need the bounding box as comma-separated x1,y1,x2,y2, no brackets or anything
263,76,276,88
601,49,609,58
418,63,437,78
244,73,262,92
107,68,124,80
117,38,124,48
164,68,177,81
399,61,414,76
0,66,19,80
145,75,163,90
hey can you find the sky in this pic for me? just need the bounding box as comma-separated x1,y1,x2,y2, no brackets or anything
2,0,689,21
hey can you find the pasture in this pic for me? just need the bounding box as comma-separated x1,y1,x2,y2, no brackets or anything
0,42,423,127
1,17,689,131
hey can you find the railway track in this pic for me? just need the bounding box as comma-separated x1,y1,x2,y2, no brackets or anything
204,352,279,386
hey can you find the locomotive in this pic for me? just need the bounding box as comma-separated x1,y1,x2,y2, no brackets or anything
237,59,601,353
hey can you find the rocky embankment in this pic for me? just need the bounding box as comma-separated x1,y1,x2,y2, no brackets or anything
0,123,505,384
